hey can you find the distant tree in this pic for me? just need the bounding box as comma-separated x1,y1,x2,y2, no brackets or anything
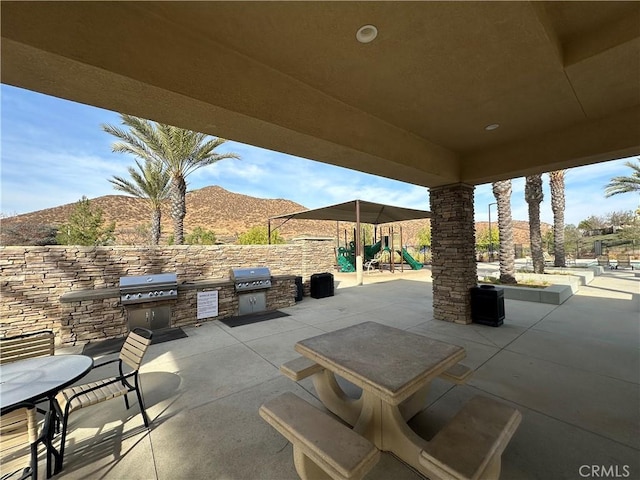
416,226,432,249
237,226,285,245
543,228,554,252
1,223,58,246
607,210,636,227
361,224,374,245
103,114,239,245
618,222,640,244
525,174,545,273
475,226,499,251
185,227,217,245
56,196,115,246
492,180,516,284
604,159,640,197
108,159,170,245
118,224,151,245
578,215,607,231
549,170,566,267
564,224,582,259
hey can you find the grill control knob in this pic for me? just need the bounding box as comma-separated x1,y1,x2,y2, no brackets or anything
125,294,130,300
159,291,164,296
169,290,175,295
137,293,143,299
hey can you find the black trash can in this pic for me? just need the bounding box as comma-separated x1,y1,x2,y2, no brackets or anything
310,272,334,299
470,285,505,327
295,276,304,302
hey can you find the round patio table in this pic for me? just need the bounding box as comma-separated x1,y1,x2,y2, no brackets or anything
0,355,93,413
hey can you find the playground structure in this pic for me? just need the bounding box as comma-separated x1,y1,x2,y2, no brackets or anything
336,226,423,273
268,199,431,285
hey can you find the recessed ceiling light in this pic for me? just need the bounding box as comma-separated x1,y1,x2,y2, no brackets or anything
356,25,378,44
485,123,500,131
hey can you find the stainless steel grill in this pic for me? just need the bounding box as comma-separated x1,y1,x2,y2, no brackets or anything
119,273,178,305
230,267,272,292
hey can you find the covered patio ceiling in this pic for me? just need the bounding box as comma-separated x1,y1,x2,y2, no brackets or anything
2,2,639,188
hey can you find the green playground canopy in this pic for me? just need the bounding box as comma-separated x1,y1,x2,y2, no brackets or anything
268,199,431,225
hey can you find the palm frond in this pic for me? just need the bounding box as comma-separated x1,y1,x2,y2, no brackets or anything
604,159,640,197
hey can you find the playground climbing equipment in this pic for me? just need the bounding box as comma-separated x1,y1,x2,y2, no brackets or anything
336,227,423,273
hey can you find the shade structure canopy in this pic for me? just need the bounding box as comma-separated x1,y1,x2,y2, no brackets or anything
269,200,431,226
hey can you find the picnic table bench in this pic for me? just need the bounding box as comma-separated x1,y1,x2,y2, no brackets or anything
260,392,380,480
420,396,522,480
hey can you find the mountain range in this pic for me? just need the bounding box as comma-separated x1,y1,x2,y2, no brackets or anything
1,186,547,246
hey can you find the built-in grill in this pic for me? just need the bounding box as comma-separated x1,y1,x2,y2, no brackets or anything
119,273,178,305
230,267,272,292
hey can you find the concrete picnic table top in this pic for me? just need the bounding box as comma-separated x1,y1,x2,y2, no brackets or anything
296,321,465,405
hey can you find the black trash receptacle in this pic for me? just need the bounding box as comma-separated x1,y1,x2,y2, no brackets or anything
310,272,334,299
295,276,304,302
470,285,505,327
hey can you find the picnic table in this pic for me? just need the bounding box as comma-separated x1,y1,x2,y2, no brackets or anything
295,321,465,474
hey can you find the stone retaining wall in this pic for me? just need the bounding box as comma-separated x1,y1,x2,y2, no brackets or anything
1,239,334,345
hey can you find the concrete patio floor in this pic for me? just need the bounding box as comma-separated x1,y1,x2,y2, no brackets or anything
53,267,639,480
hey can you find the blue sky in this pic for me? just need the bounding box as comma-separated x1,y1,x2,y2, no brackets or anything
1,84,638,226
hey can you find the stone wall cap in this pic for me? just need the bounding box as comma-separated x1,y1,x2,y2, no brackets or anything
61,288,119,303
179,278,232,290
291,236,334,242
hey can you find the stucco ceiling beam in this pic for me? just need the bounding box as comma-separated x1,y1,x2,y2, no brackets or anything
460,105,640,184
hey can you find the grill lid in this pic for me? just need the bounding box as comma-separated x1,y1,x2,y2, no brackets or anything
230,267,272,291
230,267,271,281
120,273,178,290
119,273,178,305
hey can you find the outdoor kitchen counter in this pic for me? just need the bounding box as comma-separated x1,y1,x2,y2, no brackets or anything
59,275,299,302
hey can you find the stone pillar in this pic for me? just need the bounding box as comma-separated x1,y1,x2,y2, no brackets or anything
429,184,477,324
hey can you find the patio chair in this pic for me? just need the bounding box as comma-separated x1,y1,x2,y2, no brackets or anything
0,330,55,365
1,403,53,480
1,330,56,417
53,327,153,472
615,254,634,270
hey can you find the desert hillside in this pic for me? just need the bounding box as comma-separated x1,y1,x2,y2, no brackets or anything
1,186,546,246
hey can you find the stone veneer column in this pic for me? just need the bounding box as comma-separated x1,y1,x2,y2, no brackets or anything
429,184,477,324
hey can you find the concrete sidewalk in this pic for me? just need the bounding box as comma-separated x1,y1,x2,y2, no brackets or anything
55,268,639,480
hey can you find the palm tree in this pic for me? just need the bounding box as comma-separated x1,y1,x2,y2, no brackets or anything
604,159,640,197
108,159,170,245
549,170,566,267
103,114,239,244
525,174,544,273
492,180,516,284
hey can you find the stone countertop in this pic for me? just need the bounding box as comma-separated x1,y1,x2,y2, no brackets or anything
60,275,297,303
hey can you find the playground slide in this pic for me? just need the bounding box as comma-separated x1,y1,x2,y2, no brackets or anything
398,248,423,270
337,255,355,272
364,240,382,259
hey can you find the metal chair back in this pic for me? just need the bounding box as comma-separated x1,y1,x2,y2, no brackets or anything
1,330,55,365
